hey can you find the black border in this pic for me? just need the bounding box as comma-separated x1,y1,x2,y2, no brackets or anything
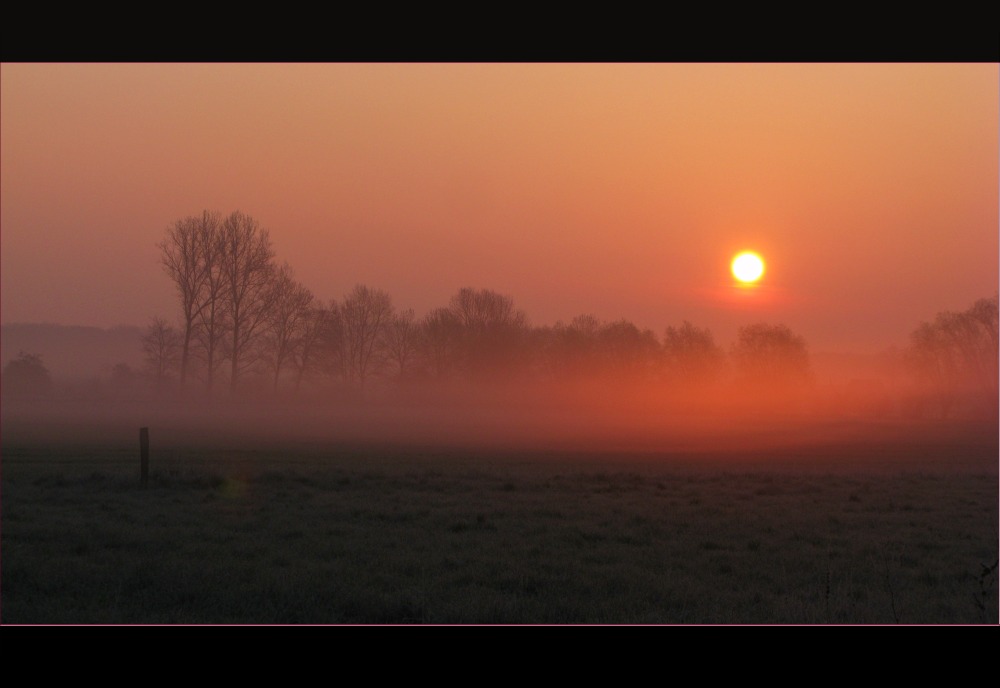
3,8,998,62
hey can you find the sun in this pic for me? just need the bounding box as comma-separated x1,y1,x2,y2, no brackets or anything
731,251,765,284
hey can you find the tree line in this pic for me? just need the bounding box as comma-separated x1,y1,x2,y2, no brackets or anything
144,211,821,400
128,209,994,417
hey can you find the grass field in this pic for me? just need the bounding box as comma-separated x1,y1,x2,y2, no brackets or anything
2,404,997,624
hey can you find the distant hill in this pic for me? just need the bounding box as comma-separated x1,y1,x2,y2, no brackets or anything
1,323,144,380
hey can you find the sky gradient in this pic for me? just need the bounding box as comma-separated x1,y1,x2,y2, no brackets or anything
2,63,996,353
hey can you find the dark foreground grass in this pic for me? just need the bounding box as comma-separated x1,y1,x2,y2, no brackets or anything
2,441,997,624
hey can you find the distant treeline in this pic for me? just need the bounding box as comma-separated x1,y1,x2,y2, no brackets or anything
140,212,822,401
143,211,1000,417
3,211,996,421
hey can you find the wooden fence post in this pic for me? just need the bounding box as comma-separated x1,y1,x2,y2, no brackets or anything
140,427,149,488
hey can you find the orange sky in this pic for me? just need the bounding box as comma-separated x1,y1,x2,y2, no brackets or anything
1,63,996,352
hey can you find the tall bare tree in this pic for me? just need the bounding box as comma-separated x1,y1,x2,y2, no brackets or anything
447,287,528,376
292,301,338,393
339,284,394,393
421,307,463,379
193,217,228,393
158,211,219,388
263,263,315,392
219,211,276,394
381,308,422,379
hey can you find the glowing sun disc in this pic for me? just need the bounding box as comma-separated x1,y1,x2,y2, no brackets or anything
732,251,765,283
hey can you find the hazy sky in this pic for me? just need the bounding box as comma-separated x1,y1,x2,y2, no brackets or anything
2,63,996,352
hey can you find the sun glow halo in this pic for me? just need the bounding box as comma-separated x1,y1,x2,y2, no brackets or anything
731,251,765,284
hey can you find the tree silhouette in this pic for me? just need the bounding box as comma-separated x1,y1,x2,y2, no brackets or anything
421,307,463,379
193,216,228,393
158,211,220,388
339,284,394,394
663,321,724,385
2,351,54,399
447,287,528,377
543,314,603,381
219,211,277,394
290,301,337,393
906,294,998,416
730,323,810,386
597,319,660,380
262,263,314,392
381,308,422,380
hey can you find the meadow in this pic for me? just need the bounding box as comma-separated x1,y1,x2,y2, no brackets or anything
2,404,997,625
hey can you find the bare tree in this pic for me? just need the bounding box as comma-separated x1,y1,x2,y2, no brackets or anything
906,294,998,416
730,323,810,386
597,319,661,380
263,263,314,392
534,314,602,382
421,307,463,379
448,287,526,331
158,211,220,388
907,318,959,416
219,211,276,394
967,294,999,353
193,217,228,393
339,284,394,394
447,287,528,376
568,314,602,338
944,295,999,400
291,301,338,393
381,308,422,380
663,321,724,385
141,317,181,392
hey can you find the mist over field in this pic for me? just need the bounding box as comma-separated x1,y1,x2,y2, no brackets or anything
2,287,996,462
3,286,996,626
2,360,996,467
